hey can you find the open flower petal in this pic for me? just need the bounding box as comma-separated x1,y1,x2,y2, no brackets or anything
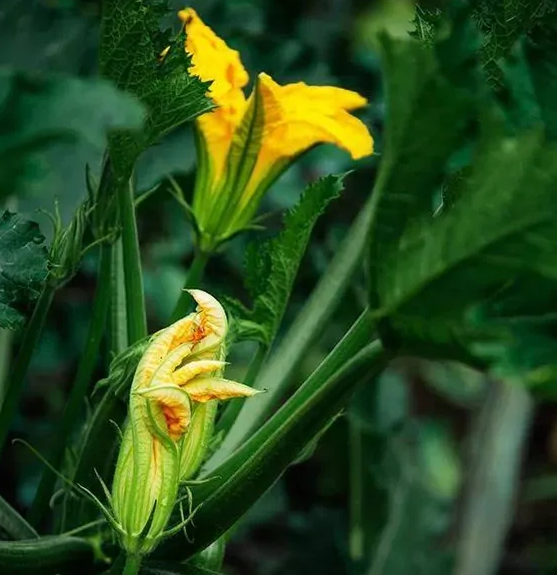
243,73,373,200
180,7,249,182
182,377,262,403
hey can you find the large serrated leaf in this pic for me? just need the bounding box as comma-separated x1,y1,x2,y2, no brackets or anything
240,174,344,345
0,211,48,331
369,16,481,298
99,0,213,177
0,69,145,199
369,4,557,374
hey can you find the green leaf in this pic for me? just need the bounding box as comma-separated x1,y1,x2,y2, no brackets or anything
370,8,557,371
99,0,213,177
241,174,344,345
0,69,145,199
0,495,38,541
374,121,557,361
409,5,442,44
525,9,557,139
0,211,48,331
472,0,557,90
369,15,481,297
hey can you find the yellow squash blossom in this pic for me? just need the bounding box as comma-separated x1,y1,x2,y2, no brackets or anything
179,8,374,252
110,290,258,555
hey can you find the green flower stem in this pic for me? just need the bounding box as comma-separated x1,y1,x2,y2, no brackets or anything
109,237,129,355
122,554,141,575
170,249,210,322
118,177,147,343
0,284,55,456
28,244,112,528
216,343,268,436
205,194,376,470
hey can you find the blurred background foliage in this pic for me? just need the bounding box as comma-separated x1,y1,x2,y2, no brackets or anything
1,1,556,574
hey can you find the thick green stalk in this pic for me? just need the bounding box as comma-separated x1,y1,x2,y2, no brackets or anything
0,284,55,456
170,249,210,322
208,193,376,467
28,245,112,528
122,554,141,575
158,314,386,558
118,177,147,343
215,343,268,435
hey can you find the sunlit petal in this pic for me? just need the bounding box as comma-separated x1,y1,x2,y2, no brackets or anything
180,7,249,182
172,359,226,385
182,377,262,403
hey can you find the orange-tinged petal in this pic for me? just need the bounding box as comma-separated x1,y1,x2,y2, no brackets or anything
172,359,226,386
134,315,196,390
182,377,262,403
137,385,192,441
180,7,249,182
188,289,228,342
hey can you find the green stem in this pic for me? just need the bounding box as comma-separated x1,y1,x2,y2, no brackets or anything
206,309,375,472
109,237,129,355
122,553,141,575
171,249,210,322
0,284,55,456
118,177,147,343
28,245,112,528
216,343,268,436
349,418,364,562
208,193,376,467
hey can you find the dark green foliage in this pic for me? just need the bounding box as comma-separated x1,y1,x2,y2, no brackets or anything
372,2,557,390
0,211,48,330
99,0,213,177
233,174,344,345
